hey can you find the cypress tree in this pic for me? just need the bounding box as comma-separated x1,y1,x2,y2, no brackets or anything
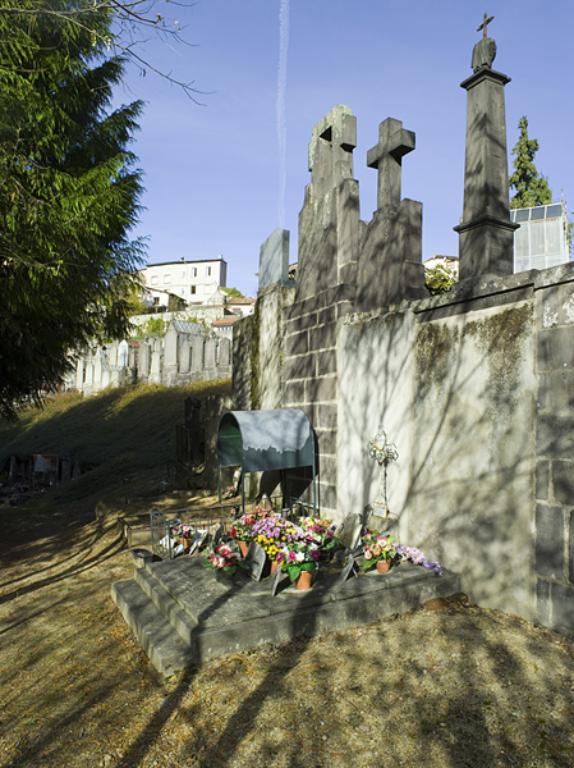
0,0,144,418
509,116,552,209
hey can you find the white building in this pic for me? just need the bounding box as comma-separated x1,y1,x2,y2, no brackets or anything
512,202,571,272
140,257,227,306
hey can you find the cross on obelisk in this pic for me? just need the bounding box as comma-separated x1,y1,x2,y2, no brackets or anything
367,118,415,210
477,12,494,39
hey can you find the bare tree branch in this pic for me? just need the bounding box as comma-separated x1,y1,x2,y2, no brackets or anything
0,0,206,102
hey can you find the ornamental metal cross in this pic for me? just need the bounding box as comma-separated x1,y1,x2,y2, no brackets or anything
477,12,494,39
367,117,415,210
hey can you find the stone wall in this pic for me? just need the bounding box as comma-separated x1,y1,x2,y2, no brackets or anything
534,267,574,633
283,285,354,514
255,285,294,411
338,277,539,619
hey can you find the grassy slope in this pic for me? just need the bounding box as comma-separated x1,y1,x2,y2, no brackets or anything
0,380,231,514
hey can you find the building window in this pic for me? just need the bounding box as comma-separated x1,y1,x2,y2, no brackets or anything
191,286,196,295
164,274,171,283
192,267,197,277
151,276,158,285
207,266,212,276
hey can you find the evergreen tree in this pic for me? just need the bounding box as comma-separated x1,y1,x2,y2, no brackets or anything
0,0,144,418
509,116,552,209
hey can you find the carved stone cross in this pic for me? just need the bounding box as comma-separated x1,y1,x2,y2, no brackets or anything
477,12,494,39
367,117,415,210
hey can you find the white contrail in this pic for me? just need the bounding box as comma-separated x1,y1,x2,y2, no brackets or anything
276,0,290,228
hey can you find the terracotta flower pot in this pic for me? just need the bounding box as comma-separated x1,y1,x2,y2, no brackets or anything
270,560,278,575
376,559,391,575
296,570,314,591
238,541,249,558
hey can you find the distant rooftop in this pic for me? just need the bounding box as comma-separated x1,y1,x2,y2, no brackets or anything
171,319,204,335
213,316,240,327
142,257,227,268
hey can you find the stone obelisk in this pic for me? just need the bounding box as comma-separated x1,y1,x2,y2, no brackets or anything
454,15,518,280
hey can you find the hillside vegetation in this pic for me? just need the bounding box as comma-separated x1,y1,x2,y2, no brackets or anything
0,380,231,515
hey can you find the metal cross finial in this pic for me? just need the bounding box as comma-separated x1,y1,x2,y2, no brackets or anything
477,12,494,40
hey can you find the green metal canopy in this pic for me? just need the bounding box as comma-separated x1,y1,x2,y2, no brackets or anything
217,409,316,474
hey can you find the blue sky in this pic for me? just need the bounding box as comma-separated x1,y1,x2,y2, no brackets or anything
114,0,574,296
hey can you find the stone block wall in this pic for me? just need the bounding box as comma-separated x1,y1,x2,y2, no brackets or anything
257,285,294,410
283,285,354,514
535,270,574,634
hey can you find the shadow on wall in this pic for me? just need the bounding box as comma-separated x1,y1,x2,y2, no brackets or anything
338,299,536,617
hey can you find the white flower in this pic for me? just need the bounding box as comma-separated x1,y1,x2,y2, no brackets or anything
295,551,305,563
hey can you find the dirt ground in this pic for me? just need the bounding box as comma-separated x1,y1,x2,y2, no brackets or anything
1,498,574,768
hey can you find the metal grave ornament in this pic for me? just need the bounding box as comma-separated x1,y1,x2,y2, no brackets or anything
367,428,399,519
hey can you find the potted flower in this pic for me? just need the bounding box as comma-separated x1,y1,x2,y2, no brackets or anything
298,516,339,560
169,521,194,554
277,538,322,590
251,515,301,570
229,513,259,557
360,530,397,574
204,541,240,578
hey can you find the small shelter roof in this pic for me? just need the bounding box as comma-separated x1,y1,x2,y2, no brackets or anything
170,319,204,335
217,409,315,473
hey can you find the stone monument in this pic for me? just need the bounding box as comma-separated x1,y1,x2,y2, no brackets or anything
454,14,518,280
356,117,426,310
258,229,290,291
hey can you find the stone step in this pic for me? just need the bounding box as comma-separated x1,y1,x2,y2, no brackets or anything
134,566,199,646
111,579,194,677
112,558,461,674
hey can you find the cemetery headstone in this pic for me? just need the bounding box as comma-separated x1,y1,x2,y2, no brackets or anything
258,229,290,291
244,542,268,582
204,339,216,370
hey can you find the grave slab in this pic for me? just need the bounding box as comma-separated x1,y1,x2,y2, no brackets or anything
112,557,460,676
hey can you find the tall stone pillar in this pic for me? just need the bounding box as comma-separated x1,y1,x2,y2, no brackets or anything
454,29,518,280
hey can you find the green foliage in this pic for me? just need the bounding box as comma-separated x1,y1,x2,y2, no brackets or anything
141,318,166,337
0,1,144,418
222,287,244,298
424,264,456,295
124,281,148,317
509,116,552,209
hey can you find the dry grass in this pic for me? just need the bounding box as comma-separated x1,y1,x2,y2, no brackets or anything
0,381,231,514
1,499,574,768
